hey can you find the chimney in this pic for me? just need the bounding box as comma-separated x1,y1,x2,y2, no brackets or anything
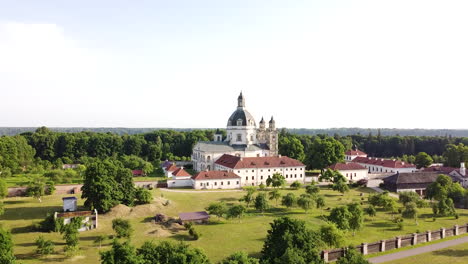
402,162,405,165
461,162,466,176
279,154,282,158
181,166,184,170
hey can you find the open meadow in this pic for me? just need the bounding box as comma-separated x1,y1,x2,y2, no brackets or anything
2,186,468,263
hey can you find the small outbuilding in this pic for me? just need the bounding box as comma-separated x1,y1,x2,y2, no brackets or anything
63,197,78,212
179,211,210,224
382,172,439,196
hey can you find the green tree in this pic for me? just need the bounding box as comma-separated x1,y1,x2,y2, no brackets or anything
319,223,344,248
260,217,323,264
137,240,210,264
227,204,247,223
35,235,54,256
332,172,349,195
336,247,370,264
266,173,286,188
297,194,313,213
100,239,142,264
399,191,422,205
319,168,335,182
365,205,376,218
205,202,228,220
437,197,456,216
0,226,16,264
281,193,297,209
402,202,418,224
316,195,326,216
26,176,47,202
306,137,345,172
240,187,256,208
220,251,259,264
254,193,269,214
347,203,364,235
135,188,152,205
279,135,306,162
329,206,352,230
60,217,82,254
0,179,7,199
415,152,433,169
94,235,106,248
306,184,320,196
112,218,133,239
268,189,281,206
290,181,302,190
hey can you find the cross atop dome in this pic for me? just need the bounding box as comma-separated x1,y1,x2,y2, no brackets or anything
237,92,245,108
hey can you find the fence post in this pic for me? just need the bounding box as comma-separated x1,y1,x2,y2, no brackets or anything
412,233,418,245
362,243,368,255
380,240,386,252
396,237,402,248
454,225,459,236
427,230,431,242
322,250,329,263
441,228,446,239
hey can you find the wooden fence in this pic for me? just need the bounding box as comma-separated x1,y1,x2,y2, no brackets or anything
322,223,468,262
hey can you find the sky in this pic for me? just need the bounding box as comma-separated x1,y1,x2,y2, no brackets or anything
1,0,467,129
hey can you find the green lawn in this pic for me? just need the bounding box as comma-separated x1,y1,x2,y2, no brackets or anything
2,187,468,263
384,241,468,264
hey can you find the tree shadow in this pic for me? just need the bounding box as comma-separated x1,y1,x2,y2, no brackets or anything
11,225,35,234
2,205,62,220
368,222,394,228
16,242,37,247
4,200,27,205
218,197,238,202
141,216,155,223
433,249,468,257
171,233,192,241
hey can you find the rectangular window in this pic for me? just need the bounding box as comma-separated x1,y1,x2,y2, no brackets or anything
228,181,230,185
295,174,297,178
246,177,248,180
236,134,242,142
252,170,254,172
200,183,202,186
236,181,239,184
261,176,263,179
215,182,217,186
221,182,223,185
252,176,254,180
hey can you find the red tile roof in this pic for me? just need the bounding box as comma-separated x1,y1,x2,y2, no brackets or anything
166,164,178,172
57,210,95,218
328,163,367,171
172,167,191,177
132,170,144,176
345,149,367,156
352,157,416,168
215,154,304,169
192,170,240,180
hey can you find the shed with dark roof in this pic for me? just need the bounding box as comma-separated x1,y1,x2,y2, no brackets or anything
383,172,440,195
179,211,210,224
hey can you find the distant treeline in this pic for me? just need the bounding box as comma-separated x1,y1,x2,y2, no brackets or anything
2,127,468,137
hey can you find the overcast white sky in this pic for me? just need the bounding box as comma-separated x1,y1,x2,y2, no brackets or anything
1,1,467,129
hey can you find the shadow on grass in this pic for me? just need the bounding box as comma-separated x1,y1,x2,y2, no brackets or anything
4,200,27,205
368,222,394,228
204,220,226,225
11,225,35,234
79,236,101,242
16,242,36,247
2,206,62,220
218,197,239,202
171,233,193,241
433,249,468,257
141,216,155,223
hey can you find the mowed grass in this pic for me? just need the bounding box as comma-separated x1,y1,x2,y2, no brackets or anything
384,241,468,264
2,187,468,263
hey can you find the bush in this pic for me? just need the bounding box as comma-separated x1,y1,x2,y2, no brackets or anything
112,218,133,239
290,181,302,190
135,187,152,205
35,235,54,256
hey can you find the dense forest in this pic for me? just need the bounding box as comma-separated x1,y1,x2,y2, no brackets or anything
1,127,468,176
2,127,468,137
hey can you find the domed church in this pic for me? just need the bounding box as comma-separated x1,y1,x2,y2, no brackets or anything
192,93,278,172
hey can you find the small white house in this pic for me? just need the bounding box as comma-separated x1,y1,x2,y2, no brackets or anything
63,197,77,212
345,148,367,162
327,163,368,182
164,163,178,177
167,167,193,188
192,171,241,189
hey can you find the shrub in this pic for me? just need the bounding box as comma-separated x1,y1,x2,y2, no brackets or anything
35,235,54,256
112,218,133,239
135,187,152,205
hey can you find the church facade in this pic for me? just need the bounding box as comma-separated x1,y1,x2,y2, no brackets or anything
192,93,278,172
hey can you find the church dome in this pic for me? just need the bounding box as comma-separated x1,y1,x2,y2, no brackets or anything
227,108,256,127
227,92,256,127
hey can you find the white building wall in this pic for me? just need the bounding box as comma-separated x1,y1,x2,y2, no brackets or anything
339,169,368,182
355,163,416,174
192,148,268,172
192,178,241,190
215,165,306,187
167,178,193,188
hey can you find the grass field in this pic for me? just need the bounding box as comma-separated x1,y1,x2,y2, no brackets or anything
384,241,468,264
2,186,468,263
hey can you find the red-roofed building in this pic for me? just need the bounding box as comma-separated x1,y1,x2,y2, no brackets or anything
327,162,368,182
345,147,367,162
192,171,241,189
214,154,306,187
167,167,193,188
131,170,145,177
351,157,417,174
164,163,178,177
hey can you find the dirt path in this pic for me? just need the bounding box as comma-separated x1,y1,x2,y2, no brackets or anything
368,236,468,263
160,188,243,193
